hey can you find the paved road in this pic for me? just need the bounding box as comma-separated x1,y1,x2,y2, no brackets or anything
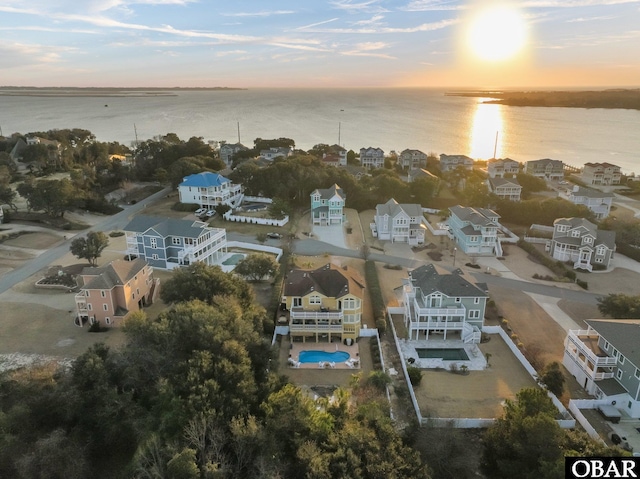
0,187,170,296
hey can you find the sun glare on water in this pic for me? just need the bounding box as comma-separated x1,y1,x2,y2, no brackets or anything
468,5,527,62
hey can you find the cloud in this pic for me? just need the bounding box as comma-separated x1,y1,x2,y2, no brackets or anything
0,42,68,68
350,14,385,26
267,42,330,52
341,41,396,59
402,1,465,12
566,15,616,21
330,0,389,14
294,18,340,30
215,49,248,57
220,10,295,17
301,18,459,34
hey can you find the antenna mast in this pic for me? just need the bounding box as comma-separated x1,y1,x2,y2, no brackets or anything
134,124,139,148
237,122,241,143
493,131,499,159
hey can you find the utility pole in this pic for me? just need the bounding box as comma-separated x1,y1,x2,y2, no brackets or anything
237,121,241,143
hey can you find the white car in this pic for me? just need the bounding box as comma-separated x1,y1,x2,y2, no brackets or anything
206,209,216,217
195,208,206,215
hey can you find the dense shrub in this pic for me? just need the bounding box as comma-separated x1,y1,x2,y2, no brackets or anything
518,239,577,281
109,231,125,237
376,317,387,335
407,366,423,386
83,197,123,215
172,202,200,212
365,260,385,323
576,279,588,290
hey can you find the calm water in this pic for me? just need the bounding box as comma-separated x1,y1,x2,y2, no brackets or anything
2,88,639,173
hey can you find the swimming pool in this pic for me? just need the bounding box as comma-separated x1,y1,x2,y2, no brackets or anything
299,350,350,363
415,348,470,361
222,253,246,266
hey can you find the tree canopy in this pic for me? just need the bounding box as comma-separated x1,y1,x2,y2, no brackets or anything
234,253,279,282
598,293,640,319
70,232,110,266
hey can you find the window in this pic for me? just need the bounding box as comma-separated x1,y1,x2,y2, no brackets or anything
103,304,108,311
603,340,609,350
150,238,157,248
455,297,461,303
152,254,159,260
105,317,111,325
619,355,626,365
616,369,623,380
469,310,480,319
172,237,181,245
309,295,321,305
136,288,140,295
474,297,480,304
595,258,603,263
101,291,106,298
87,304,93,311
635,369,640,380
293,297,302,307
612,348,619,358
343,298,357,310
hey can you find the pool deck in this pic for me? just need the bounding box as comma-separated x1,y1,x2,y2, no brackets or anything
398,338,487,370
288,342,361,370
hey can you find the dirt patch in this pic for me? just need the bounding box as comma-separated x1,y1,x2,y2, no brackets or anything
4,231,62,249
414,334,539,419
427,251,443,261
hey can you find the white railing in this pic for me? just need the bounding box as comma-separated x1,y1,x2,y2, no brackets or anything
223,211,289,227
243,195,273,204
409,321,464,330
289,324,343,332
567,331,617,367
413,301,466,317
290,310,344,320
574,261,593,272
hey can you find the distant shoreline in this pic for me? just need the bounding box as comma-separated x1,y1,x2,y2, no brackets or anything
0,86,247,98
445,89,640,111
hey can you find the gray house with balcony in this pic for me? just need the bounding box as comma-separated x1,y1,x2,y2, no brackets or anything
402,264,488,342
564,319,640,418
548,217,615,271
123,215,227,270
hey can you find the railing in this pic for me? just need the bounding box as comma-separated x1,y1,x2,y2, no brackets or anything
567,331,618,367
412,301,466,317
574,261,593,272
289,324,344,332
290,310,344,320
408,321,464,330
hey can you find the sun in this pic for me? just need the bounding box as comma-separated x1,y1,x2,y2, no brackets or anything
467,5,527,62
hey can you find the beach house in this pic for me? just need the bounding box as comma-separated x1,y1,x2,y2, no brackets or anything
178,172,243,209
447,205,502,256
524,158,564,180
310,184,346,226
401,264,488,342
439,154,473,172
487,177,522,201
219,142,249,166
487,158,520,178
74,258,158,328
282,263,365,344
123,215,227,270
548,217,616,271
399,149,427,169
371,198,427,244
568,185,614,219
359,147,385,169
582,162,621,186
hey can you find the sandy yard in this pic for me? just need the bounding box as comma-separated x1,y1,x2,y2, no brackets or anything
413,333,540,419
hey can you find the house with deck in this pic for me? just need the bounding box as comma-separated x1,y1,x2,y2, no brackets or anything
371,199,427,244
487,177,522,201
487,158,519,178
178,172,243,209
564,319,640,418
548,217,615,271
310,184,346,226
123,215,227,270
323,144,347,166
524,158,564,180
219,142,249,166
75,258,158,328
568,185,614,220
439,154,473,172
260,147,292,161
399,149,427,169
447,205,502,256
282,263,365,344
401,264,488,342
582,162,621,186
359,147,385,169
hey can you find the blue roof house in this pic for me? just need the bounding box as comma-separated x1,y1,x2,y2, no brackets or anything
123,215,227,270
178,172,243,209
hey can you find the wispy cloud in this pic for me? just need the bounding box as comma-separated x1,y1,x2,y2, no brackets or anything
221,10,295,17
341,41,395,59
402,1,465,12
330,0,389,14
350,14,385,26
294,18,340,30
0,41,71,68
522,0,640,7
566,15,616,21
301,18,459,34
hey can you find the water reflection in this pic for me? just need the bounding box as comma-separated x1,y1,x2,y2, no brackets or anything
470,101,503,159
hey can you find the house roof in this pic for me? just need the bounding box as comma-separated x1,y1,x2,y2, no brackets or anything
81,258,148,290
311,183,345,201
584,162,620,170
409,168,438,180
553,217,616,249
489,177,521,188
586,319,640,368
180,172,230,188
409,264,488,298
400,149,426,157
527,158,563,167
329,144,346,153
449,205,500,226
488,158,518,166
283,263,365,300
123,215,214,239
440,154,473,163
571,186,614,199
376,198,423,218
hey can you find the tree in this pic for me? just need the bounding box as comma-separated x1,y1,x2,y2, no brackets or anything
0,182,17,211
598,294,640,319
70,232,109,266
267,197,290,220
540,362,565,397
159,262,254,309
16,178,77,217
234,254,279,282
347,149,357,165
409,176,439,206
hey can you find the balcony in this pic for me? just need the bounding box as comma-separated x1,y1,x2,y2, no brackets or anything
574,261,593,272
289,323,344,333
408,320,464,330
566,330,618,368
412,298,466,318
290,309,344,321
75,292,88,314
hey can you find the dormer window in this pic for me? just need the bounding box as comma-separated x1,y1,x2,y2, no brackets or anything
309,295,321,305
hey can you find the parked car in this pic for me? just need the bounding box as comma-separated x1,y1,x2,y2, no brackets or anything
267,232,282,239
195,208,206,215
206,210,216,217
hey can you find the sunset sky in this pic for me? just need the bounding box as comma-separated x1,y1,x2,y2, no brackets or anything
1,0,639,88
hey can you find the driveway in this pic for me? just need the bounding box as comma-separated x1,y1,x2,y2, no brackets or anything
312,224,347,249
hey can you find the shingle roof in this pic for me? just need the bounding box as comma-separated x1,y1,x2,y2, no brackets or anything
409,264,488,298
489,177,521,188
81,258,147,290
586,319,640,368
311,184,345,201
571,186,614,199
123,215,213,239
180,172,230,188
376,198,423,218
449,205,500,226
553,217,616,249
283,263,365,300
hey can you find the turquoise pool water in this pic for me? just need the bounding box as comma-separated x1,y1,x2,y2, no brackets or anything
222,253,245,266
299,350,350,363
416,348,469,361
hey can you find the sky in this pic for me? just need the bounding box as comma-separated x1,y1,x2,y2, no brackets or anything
0,0,639,89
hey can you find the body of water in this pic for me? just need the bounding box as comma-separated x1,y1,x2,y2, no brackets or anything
2,88,639,173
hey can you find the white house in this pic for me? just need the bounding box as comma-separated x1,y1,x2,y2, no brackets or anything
548,217,616,271
564,319,640,419
524,158,564,180
439,154,473,172
178,172,243,209
260,147,292,161
399,149,427,169
311,184,346,226
568,186,614,220
371,199,427,245
360,147,385,169
487,158,519,178
401,264,488,342
487,177,522,201
582,162,621,186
